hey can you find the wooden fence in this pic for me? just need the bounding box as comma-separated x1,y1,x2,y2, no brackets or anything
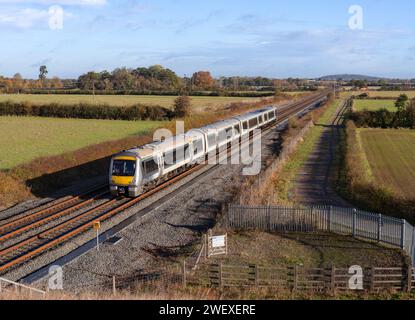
190,263,415,293
227,205,415,265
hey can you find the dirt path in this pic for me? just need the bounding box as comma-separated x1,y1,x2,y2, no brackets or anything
291,100,351,207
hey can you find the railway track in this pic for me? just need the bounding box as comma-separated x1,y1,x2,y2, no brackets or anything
0,90,330,275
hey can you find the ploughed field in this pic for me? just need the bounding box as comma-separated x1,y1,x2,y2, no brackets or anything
353,99,396,112
0,94,260,109
358,128,415,199
0,116,165,170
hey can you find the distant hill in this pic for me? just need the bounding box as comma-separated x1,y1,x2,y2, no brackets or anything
317,74,387,81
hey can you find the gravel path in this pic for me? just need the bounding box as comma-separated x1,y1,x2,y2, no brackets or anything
291,100,351,207
29,125,283,293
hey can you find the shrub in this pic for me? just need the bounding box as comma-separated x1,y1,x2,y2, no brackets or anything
0,101,170,121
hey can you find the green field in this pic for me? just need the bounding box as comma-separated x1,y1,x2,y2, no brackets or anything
344,91,415,99
353,99,396,112
0,94,260,109
0,116,165,170
358,129,415,199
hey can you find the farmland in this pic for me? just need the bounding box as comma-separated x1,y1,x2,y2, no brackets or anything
353,99,396,112
358,128,415,199
0,116,165,170
344,91,415,99
0,94,260,110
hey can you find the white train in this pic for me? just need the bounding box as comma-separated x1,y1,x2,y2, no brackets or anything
109,106,278,197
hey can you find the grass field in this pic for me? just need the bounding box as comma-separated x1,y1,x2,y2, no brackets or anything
358,128,415,199
0,94,260,109
0,116,165,170
205,231,404,268
353,99,396,112
343,91,415,99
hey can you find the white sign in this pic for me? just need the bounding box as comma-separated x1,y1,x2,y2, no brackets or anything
211,235,226,248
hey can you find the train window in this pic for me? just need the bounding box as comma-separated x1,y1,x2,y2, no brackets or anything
243,122,248,130
193,139,203,155
207,134,216,147
258,116,263,124
112,160,136,177
164,150,175,168
234,124,240,135
264,113,268,121
248,118,258,128
218,129,227,143
142,158,158,176
268,111,275,119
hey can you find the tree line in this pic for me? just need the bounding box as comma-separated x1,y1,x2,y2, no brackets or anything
0,65,319,95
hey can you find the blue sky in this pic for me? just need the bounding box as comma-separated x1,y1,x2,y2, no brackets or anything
0,0,414,79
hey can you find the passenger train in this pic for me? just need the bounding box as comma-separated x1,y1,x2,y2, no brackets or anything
109,106,278,197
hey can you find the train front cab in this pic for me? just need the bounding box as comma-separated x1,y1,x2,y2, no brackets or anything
109,154,141,197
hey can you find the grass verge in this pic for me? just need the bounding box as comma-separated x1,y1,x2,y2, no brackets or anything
274,99,341,203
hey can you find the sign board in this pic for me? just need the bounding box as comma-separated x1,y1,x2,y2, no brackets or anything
93,221,101,230
211,236,226,248
207,233,227,257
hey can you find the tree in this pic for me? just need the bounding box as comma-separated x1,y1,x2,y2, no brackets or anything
395,94,409,112
191,71,215,90
39,65,48,85
13,73,24,93
173,95,191,118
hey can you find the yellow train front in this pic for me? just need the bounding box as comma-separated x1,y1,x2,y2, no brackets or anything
109,151,142,197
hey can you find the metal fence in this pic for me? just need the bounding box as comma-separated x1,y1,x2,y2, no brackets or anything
227,205,415,264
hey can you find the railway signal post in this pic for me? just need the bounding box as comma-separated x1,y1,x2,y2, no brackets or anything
93,221,101,251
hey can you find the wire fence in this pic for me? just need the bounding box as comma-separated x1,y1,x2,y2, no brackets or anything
226,205,415,265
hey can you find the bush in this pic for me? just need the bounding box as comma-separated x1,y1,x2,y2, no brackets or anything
173,95,191,118
350,104,415,128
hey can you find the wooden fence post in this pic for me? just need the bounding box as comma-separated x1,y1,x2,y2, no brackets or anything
370,267,376,292
330,266,336,293
183,260,187,288
219,262,223,288
293,265,298,292
406,265,412,293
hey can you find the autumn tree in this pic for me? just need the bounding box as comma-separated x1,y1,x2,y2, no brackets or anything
191,71,215,90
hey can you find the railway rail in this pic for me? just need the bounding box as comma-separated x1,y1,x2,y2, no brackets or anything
0,89,330,275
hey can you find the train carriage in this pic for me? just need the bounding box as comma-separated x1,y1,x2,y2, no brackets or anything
110,105,278,198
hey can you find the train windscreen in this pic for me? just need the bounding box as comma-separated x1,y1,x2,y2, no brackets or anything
112,160,136,177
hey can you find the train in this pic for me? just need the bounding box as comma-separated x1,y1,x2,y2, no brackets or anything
109,106,278,197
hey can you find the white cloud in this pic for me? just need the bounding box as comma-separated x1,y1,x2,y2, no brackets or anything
0,0,106,5
0,8,48,28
